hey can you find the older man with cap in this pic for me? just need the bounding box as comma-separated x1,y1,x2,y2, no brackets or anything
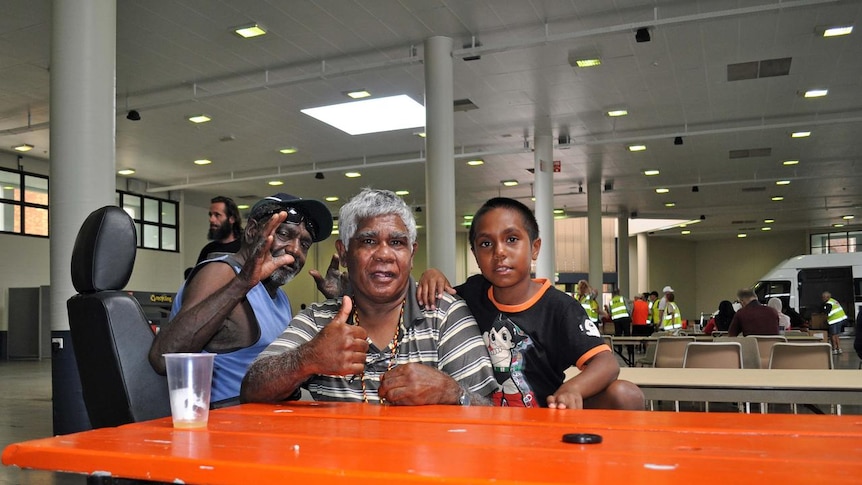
657,285,674,323
149,193,333,404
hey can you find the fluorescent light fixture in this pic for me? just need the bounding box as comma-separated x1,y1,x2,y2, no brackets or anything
325,196,339,202
764,219,775,223
824,26,853,37
655,188,669,194
761,227,772,231
575,58,601,68
782,160,799,165
843,215,855,220
771,196,784,201
553,208,565,214
644,169,660,176
628,144,646,152
791,131,811,138
345,90,371,99
194,159,212,165
188,114,211,124
803,89,828,98
833,223,845,228
237,204,250,210
665,202,676,207
13,144,34,152
344,172,362,178
776,180,790,185
279,147,298,154
681,230,691,235
414,131,426,138
463,215,474,220
234,23,267,38
301,94,425,135
466,159,484,166
117,169,136,175
268,180,284,186
395,190,409,196
502,180,519,187
607,109,628,117
737,233,747,238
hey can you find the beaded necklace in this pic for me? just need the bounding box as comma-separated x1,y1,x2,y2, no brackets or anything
353,299,405,403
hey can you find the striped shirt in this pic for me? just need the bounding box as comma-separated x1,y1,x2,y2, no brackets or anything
256,278,497,403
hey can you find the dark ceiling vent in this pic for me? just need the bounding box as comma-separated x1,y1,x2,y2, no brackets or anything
741,186,767,192
729,147,772,159
727,57,792,81
454,99,478,112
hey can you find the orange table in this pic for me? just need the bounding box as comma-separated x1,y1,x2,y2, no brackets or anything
4,402,862,484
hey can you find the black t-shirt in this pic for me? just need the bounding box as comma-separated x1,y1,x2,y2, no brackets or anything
456,275,607,408
196,239,241,265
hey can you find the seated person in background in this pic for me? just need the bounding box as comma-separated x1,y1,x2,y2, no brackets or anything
767,297,791,334
728,288,779,337
196,195,243,265
241,188,496,406
149,193,333,404
702,300,736,335
417,197,644,410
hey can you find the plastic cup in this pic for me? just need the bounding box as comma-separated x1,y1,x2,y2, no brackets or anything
163,353,215,429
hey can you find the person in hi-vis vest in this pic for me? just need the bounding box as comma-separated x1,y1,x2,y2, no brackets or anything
607,288,633,362
575,280,600,325
822,291,847,355
662,292,683,330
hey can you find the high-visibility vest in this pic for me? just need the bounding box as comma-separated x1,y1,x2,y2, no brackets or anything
650,300,661,324
610,295,629,320
663,302,682,329
826,298,847,324
576,293,599,322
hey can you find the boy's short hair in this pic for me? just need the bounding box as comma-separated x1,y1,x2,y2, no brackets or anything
469,197,539,249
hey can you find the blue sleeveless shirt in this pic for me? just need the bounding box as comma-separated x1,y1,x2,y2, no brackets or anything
170,255,292,402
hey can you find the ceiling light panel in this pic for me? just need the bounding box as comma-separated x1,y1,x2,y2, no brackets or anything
234,23,267,38
302,95,425,135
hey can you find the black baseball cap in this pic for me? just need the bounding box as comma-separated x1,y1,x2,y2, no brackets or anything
250,193,333,242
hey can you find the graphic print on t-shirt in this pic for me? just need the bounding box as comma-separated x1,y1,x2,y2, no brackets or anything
484,313,537,407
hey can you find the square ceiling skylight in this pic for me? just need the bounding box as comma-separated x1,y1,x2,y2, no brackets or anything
301,95,425,135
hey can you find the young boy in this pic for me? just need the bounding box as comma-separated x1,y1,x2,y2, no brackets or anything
418,197,643,409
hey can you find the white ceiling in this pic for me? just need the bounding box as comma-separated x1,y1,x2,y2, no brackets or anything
2,0,862,239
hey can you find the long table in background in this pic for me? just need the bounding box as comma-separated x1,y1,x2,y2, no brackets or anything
5,402,862,484
616,367,862,409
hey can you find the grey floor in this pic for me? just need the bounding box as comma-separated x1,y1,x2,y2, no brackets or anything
1,338,860,484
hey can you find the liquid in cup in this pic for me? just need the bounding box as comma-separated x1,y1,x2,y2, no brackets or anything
163,353,215,429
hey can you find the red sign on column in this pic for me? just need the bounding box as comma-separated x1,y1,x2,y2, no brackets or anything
553,160,561,172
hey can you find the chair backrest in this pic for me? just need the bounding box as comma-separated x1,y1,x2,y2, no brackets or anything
653,336,696,368
711,331,728,338
768,343,834,369
603,335,613,348
751,335,788,369
67,206,171,428
683,342,743,369
784,330,806,337
714,336,762,369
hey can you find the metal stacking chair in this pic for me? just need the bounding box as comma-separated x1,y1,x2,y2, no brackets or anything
769,342,835,414
681,342,743,412
751,335,788,369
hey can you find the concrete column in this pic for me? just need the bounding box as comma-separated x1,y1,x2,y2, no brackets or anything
617,212,630,295
533,132,554,281
587,178,602,292
50,0,117,435
637,233,649,293
424,36,456,281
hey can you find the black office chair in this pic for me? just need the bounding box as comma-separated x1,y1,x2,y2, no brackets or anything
67,206,171,428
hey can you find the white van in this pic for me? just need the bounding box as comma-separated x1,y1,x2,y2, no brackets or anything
753,253,862,324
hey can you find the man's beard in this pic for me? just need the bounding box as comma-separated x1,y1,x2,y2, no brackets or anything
267,265,298,286
208,219,232,241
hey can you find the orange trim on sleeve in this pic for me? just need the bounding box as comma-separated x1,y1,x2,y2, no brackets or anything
575,344,611,370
